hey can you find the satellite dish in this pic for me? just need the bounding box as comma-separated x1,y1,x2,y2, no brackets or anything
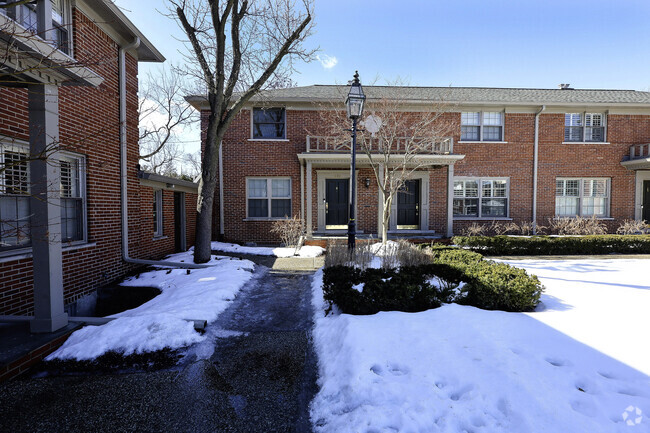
364,115,382,136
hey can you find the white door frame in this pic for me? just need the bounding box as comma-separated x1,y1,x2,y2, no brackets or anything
316,170,358,232
388,171,430,232
635,170,650,220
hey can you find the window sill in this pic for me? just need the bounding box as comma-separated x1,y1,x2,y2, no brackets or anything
153,235,168,241
454,217,513,221
0,241,97,263
458,141,508,144
561,142,610,145
247,139,290,142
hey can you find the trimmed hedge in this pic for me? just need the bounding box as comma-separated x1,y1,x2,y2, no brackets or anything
322,245,544,314
453,235,650,256
429,245,543,312
322,264,465,315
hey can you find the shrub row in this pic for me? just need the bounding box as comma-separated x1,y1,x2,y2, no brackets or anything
322,263,466,315
452,235,650,256
322,245,544,314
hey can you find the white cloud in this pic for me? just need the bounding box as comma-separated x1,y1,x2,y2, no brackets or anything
317,54,338,69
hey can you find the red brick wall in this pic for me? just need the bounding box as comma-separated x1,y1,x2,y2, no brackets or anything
206,105,648,243
0,8,197,316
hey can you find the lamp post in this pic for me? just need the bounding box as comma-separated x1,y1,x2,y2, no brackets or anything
345,71,366,250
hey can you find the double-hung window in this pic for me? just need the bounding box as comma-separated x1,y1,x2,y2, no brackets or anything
0,147,31,250
60,155,85,242
2,0,71,54
564,113,606,142
247,178,291,218
153,189,163,237
252,108,286,139
461,112,504,141
555,178,609,217
1,145,86,251
453,178,509,218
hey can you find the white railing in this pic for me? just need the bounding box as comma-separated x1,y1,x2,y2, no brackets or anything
306,136,454,155
629,144,650,160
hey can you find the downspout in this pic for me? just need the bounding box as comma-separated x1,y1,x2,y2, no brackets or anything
219,141,224,237
532,105,546,235
119,38,208,269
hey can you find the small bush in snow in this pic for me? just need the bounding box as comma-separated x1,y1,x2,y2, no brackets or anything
461,223,487,236
547,215,607,235
325,242,373,270
322,264,466,315
270,216,304,247
395,240,432,267
616,219,649,235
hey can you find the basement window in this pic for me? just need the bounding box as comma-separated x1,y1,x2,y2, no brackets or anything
153,189,163,237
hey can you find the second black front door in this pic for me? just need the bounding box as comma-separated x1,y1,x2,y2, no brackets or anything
397,180,420,229
641,180,650,222
326,179,349,228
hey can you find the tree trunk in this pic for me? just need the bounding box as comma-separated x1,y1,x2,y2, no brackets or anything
193,113,222,264
381,193,392,245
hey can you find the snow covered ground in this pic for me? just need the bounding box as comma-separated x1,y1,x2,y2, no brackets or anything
48,250,255,360
310,259,650,432
211,241,324,258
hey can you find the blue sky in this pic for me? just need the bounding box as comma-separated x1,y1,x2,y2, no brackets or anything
114,0,650,154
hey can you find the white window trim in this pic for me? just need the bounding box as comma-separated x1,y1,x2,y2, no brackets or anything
555,177,611,218
250,107,287,141
564,112,607,143
460,111,505,142
453,176,510,219
153,189,163,237
245,177,292,220
0,140,88,253
59,151,88,245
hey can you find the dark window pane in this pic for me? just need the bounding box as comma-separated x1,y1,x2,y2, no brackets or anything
585,127,604,142
453,198,478,216
565,126,582,141
253,108,286,139
271,199,291,218
248,199,268,217
61,198,82,241
461,126,479,141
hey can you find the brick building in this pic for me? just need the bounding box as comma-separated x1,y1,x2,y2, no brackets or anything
0,0,198,332
188,85,650,244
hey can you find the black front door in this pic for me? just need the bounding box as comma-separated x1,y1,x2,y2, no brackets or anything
397,180,420,229
326,179,349,228
641,180,650,222
174,192,183,252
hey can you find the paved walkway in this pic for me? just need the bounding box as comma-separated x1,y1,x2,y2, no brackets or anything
0,263,318,433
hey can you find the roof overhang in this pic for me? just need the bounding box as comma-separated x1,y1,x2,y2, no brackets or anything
77,0,165,63
621,157,650,170
185,94,650,115
0,15,103,87
297,152,465,167
137,171,199,194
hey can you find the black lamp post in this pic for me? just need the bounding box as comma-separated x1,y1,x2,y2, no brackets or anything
345,71,366,250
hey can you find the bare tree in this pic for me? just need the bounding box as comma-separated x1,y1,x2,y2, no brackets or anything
139,66,196,175
315,86,457,244
169,0,315,263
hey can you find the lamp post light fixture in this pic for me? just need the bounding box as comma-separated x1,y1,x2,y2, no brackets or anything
345,71,366,250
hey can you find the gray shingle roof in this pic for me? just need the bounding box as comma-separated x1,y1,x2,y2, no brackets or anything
246,85,650,105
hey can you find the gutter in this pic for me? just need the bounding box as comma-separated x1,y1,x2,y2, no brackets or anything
532,105,546,234
119,38,209,269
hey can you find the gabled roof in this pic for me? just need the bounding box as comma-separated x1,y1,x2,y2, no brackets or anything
187,85,650,110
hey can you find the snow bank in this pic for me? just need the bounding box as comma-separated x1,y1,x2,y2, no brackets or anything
48,251,255,360
211,241,324,258
310,262,650,433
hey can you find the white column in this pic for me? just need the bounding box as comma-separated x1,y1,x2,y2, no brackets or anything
28,83,68,333
306,161,312,237
446,164,454,238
